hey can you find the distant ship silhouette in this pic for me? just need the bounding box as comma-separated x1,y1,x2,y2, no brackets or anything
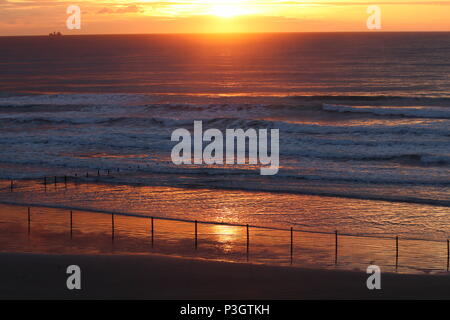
49,32,63,37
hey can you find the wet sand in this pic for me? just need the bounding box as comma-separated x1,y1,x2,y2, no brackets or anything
1,252,450,300
0,202,449,275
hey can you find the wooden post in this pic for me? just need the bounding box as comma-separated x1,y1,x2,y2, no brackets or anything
151,217,154,246
335,230,338,265
396,236,399,269
290,227,294,265
446,239,449,272
44,177,47,186
64,176,67,187
111,214,115,242
27,207,31,236
70,210,73,238
246,224,250,260
195,220,198,249
10,180,13,192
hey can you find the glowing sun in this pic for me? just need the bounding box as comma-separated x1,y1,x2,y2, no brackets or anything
208,4,247,18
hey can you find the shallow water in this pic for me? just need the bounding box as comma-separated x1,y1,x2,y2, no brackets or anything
1,179,449,241
0,203,447,275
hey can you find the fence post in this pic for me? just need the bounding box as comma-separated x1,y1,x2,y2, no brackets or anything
335,230,338,265
396,236,399,269
10,180,13,192
70,210,73,238
151,217,154,246
246,224,250,260
195,220,198,249
111,213,115,242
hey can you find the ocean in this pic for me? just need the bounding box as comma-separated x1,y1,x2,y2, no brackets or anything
0,32,449,241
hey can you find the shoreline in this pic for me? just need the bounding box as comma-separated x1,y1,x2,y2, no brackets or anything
1,252,450,299
3,173,450,209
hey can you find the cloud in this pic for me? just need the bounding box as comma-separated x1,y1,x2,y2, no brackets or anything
3,0,450,11
97,4,144,14
244,0,450,4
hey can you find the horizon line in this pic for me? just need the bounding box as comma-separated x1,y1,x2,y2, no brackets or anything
2,30,450,37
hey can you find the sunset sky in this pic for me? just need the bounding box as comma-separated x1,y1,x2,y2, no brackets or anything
1,0,450,35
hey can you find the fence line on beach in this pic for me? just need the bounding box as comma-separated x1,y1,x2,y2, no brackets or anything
19,204,450,271
4,174,450,271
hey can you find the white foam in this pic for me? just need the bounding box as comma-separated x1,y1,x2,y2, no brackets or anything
323,104,450,119
0,93,152,106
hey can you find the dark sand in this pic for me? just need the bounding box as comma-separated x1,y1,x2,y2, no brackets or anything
0,252,449,299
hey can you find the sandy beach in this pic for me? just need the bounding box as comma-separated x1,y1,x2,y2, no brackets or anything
1,252,449,300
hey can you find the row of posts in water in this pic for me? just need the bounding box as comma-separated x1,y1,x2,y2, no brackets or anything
8,168,123,192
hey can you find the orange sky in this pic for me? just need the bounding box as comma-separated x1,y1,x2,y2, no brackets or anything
1,0,450,35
